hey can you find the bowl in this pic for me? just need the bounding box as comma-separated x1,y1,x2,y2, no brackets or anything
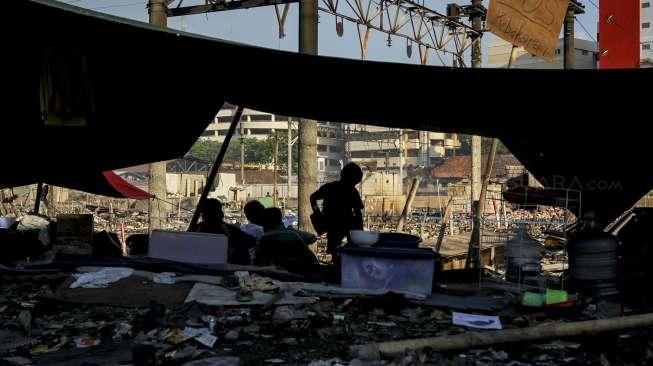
349,230,380,247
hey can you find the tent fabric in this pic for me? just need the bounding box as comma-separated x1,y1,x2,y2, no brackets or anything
102,171,152,200
2,0,652,224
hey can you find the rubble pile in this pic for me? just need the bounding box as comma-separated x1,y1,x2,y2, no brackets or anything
1,269,653,365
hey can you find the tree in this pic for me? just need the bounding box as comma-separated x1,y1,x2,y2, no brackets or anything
457,135,511,156
186,134,298,174
186,139,240,163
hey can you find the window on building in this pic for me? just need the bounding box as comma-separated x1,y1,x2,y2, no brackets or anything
318,160,325,171
644,43,652,50
317,145,328,152
406,149,419,157
644,22,651,29
643,2,650,8
582,50,588,56
250,128,272,135
217,116,233,123
250,114,272,122
555,49,561,55
328,159,341,167
406,131,420,140
430,140,444,147
201,131,215,137
329,145,343,153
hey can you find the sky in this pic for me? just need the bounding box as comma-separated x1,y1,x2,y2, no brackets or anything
56,0,600,67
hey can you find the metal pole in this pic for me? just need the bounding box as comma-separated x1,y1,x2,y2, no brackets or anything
240,117,245,185
148,0,168,231
287,117,293,203
297,0,318,232
470,0,483,69
467,0,484,270
188,106,244,231
564,6,575,70
398,129,404,194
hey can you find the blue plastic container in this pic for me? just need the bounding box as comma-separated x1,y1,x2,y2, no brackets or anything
374,232,422,249
339,246,435,295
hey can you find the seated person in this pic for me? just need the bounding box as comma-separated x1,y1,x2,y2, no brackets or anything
254,207,321,276
196,198,255,265
240,200,265,239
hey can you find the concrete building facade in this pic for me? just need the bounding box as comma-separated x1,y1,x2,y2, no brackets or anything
643,0,653,63
488,38,598,69
200,106,345,181
345,124,461,169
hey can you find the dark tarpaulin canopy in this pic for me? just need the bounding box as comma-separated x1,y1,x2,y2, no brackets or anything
2,0,652,223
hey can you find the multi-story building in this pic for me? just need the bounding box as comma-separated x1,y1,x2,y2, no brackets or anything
200,106,344,181
488,38,598,69
643,0,653,63
344,124,461,169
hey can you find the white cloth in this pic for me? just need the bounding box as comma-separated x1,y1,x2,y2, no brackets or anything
240,223,264,239
70,267,134,289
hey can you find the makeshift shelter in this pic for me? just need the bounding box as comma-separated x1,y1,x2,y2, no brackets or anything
2,0,652,224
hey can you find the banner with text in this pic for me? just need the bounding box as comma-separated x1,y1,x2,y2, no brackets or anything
487,0,568,61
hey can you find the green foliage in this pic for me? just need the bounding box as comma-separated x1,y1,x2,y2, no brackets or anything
457,135,512,156
186,132,299,174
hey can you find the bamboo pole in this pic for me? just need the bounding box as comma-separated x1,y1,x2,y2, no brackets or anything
351,312,653,358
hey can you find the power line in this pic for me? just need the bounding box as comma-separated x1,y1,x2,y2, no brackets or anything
586,0,599,10
575,16,598,44
90,2,144,11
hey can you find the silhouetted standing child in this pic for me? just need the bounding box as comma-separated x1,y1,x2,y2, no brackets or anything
310,162,364,258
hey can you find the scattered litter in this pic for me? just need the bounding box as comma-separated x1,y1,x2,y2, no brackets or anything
183,356,240,366
367,321,397,327
153,272,177,284
18,310,32,335
225,329,240,341
70,267,134,288
181,327,218,348
265,359,285,364
333,314,345,325
185,283,318,306
113,322,133,341
3,356,33,366
74,337,100,348
452,312,502,330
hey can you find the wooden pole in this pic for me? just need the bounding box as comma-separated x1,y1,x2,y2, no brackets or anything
397,177,420,231
435,197,454,253
33,183,44,215
297,0,318,232
188,106,244,231
147,0,169,231
273,132,279,207
466,138,499,269
352,312,653,358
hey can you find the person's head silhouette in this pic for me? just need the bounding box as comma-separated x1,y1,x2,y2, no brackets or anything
260,207,284,232
200,198,224,224
340,162,363,186
244,200,265,225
